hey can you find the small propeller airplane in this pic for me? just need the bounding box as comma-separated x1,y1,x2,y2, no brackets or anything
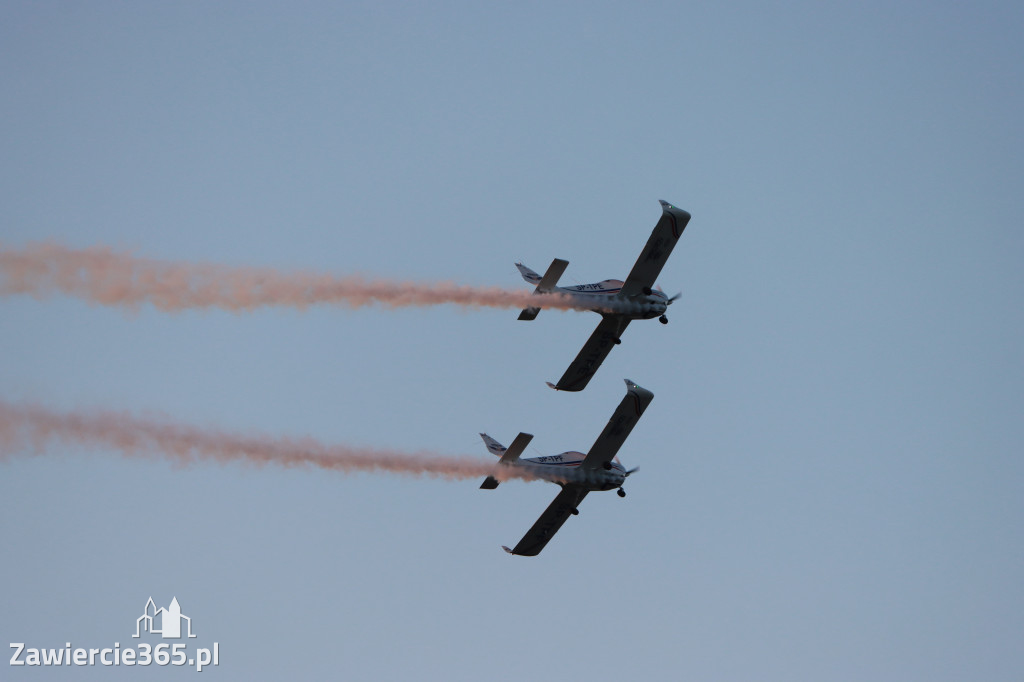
480,378,654,556
516,199,691,391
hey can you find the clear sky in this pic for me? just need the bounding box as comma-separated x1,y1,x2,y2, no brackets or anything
2,2,1022,680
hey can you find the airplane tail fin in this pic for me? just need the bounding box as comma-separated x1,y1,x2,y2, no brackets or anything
515,262,542,285
478,432,533,490
480,433,507,457
517,258,568,321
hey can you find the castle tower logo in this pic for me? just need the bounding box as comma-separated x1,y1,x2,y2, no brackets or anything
9,595,218,670
133,597,197,639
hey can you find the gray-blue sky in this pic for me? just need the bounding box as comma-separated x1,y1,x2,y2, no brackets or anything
2,2,1022,679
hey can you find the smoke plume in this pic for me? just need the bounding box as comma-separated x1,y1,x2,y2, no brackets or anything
0,242,632,314
0,400,540,483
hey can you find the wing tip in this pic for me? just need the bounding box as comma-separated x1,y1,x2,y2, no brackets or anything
549,378,586,392
623,377,654,401
658,198,691,220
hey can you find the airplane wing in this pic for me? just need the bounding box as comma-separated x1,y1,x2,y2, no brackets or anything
503,485,590,556
619,200,692,298
548,315,631,392
580,379,655,470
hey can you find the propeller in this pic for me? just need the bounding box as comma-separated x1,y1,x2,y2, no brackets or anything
656,285,682,305
625,467,639,477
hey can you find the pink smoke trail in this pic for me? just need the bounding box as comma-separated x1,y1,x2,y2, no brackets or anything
0,400,540,483
0,242,621,313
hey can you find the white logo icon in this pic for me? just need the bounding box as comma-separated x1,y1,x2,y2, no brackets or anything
133,597,196,639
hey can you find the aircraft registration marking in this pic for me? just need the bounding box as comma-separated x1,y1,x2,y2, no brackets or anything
534,455,564,463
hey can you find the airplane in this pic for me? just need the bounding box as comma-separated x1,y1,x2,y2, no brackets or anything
516,199,691,391
479,378,654,556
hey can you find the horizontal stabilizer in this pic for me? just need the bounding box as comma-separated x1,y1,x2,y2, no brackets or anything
502,545,514,554
518,258,568,321
536,258,568,291
479,432,533,490
500,432,533,464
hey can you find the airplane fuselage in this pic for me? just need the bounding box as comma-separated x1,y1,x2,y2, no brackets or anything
555,280,669,320
514,452,627,491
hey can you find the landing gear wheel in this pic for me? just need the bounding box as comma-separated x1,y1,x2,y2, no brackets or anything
617,488,626,498
614,338,621,345
571,508,579,516
603,461,613,470
659,315,668,324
